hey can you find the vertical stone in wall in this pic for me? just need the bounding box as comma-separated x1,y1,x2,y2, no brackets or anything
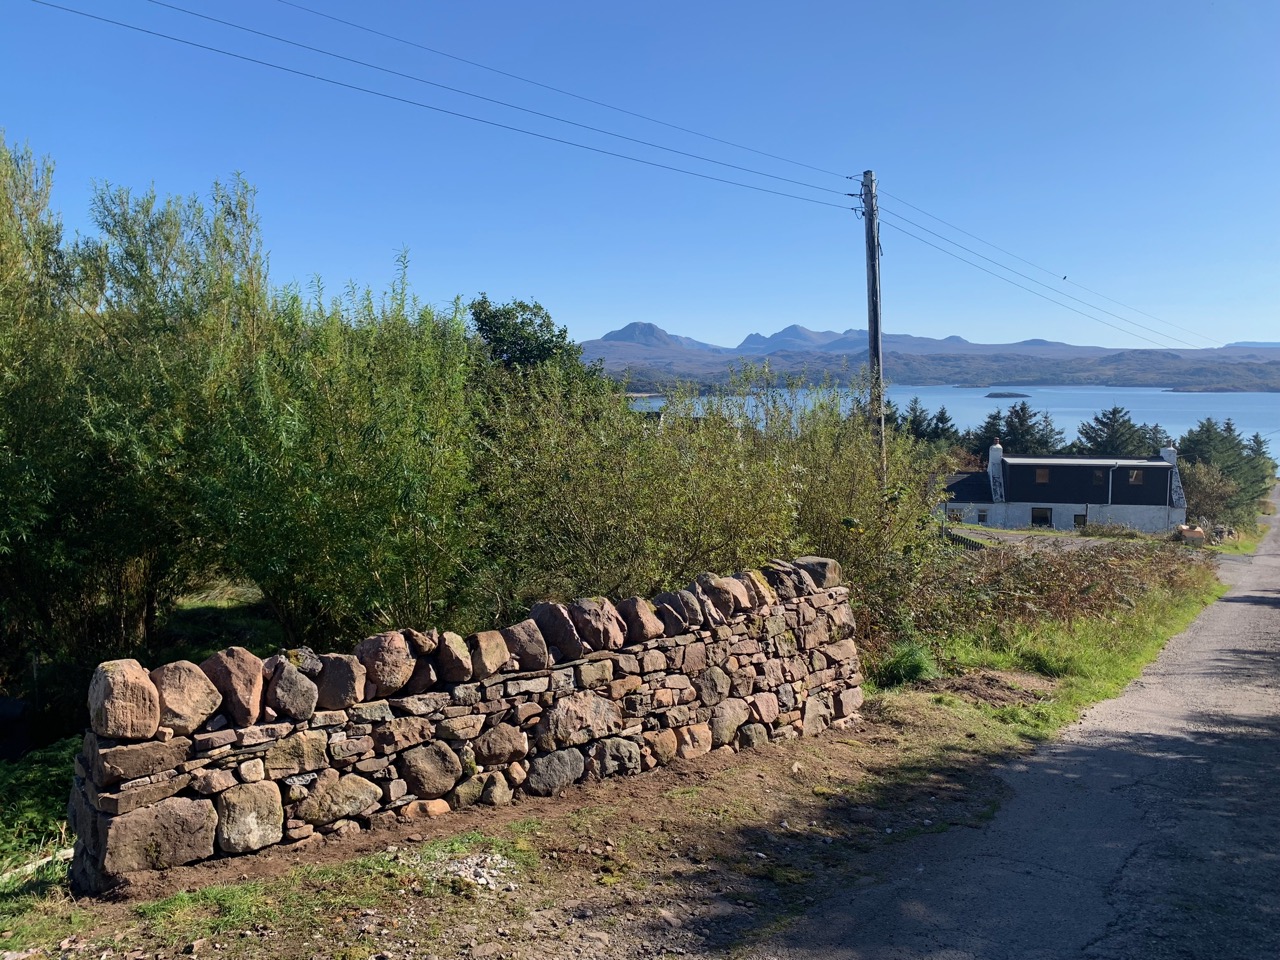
530,602,588,661
149,661,221,736
315,654,366,710
435,632,473,683
265,661,319,721
199,647,265,727
355,631,416,698
500,619,551,671
469,630,510,680
88,660,160,740
616,597,665,645
569,598,627,651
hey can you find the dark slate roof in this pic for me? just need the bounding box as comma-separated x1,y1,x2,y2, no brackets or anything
1002,455,1172,468
945,471,993,504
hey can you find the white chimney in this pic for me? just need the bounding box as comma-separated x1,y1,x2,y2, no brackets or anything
988,438,1004,475
1160,445,1177,465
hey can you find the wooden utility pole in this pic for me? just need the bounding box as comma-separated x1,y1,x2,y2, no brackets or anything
862,169,886,472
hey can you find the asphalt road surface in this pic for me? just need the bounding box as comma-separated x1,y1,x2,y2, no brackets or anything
750,498,1280,960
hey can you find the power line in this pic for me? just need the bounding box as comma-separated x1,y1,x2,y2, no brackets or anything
879,188,1218,347
261,1,1213,351
142,0,851,200
32,1,855,212
879,219,1181,350
877,206,1214,350
272,0,850,181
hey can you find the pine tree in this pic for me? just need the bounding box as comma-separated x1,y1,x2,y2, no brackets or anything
927,405,960,445
903,397,931,440
1077,406,1149,457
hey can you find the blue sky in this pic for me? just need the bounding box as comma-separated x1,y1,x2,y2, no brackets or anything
3,1,1277,349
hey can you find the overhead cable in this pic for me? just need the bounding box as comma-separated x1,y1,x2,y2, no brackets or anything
879,220,1181,350
32,1,855,211
143,0,851,199
272,0,849,180
880,188,1218,347
878,206,1214,349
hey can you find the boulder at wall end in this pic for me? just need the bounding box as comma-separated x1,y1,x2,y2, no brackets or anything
199,647,264,727
266,660,319,721
215,781,284,854
399,741,463,800
98,795,217,878
315,654,366,711
530,602,587,661
88,660,160,740
568,598,627,652
524,748,586,797
533,691,625,750
501,619,551,671
148,661,220,736
295,774,381,826
355,631,416,698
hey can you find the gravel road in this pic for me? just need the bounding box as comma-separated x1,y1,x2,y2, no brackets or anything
748,498,1280,960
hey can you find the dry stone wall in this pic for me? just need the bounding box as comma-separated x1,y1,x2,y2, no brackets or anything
69,557,863,893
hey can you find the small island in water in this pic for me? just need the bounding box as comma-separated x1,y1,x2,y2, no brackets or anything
985,391,1031,399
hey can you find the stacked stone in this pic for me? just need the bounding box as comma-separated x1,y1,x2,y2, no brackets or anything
69,557,862,894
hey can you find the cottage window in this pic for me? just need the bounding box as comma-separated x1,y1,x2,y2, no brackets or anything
977,510,988,524
1093,468,1105,486
1128,469,1144,485
1035,468,1050,484
1031,507,1053,527
947,510,963,522
1074,513,1087,528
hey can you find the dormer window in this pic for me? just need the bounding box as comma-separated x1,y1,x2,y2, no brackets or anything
1128,469,1144,485
1035,468,1050,484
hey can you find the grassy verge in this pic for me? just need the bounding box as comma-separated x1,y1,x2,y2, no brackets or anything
1209,528,1265,556
938,575,1224,736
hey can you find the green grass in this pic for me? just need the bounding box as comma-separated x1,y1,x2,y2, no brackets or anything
0,737,86,950
1208,528,1265,556
940,576,1225,736
0,737,78,894
134,830,538,946
870,640,940,687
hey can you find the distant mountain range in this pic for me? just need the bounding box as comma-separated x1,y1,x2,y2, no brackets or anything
582,323,1280,392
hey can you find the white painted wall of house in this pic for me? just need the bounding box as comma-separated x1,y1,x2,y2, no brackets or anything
944,501,1187,534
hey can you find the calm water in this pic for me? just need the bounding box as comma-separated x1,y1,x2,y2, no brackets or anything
886,384,1279,444
634,385,1279,446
